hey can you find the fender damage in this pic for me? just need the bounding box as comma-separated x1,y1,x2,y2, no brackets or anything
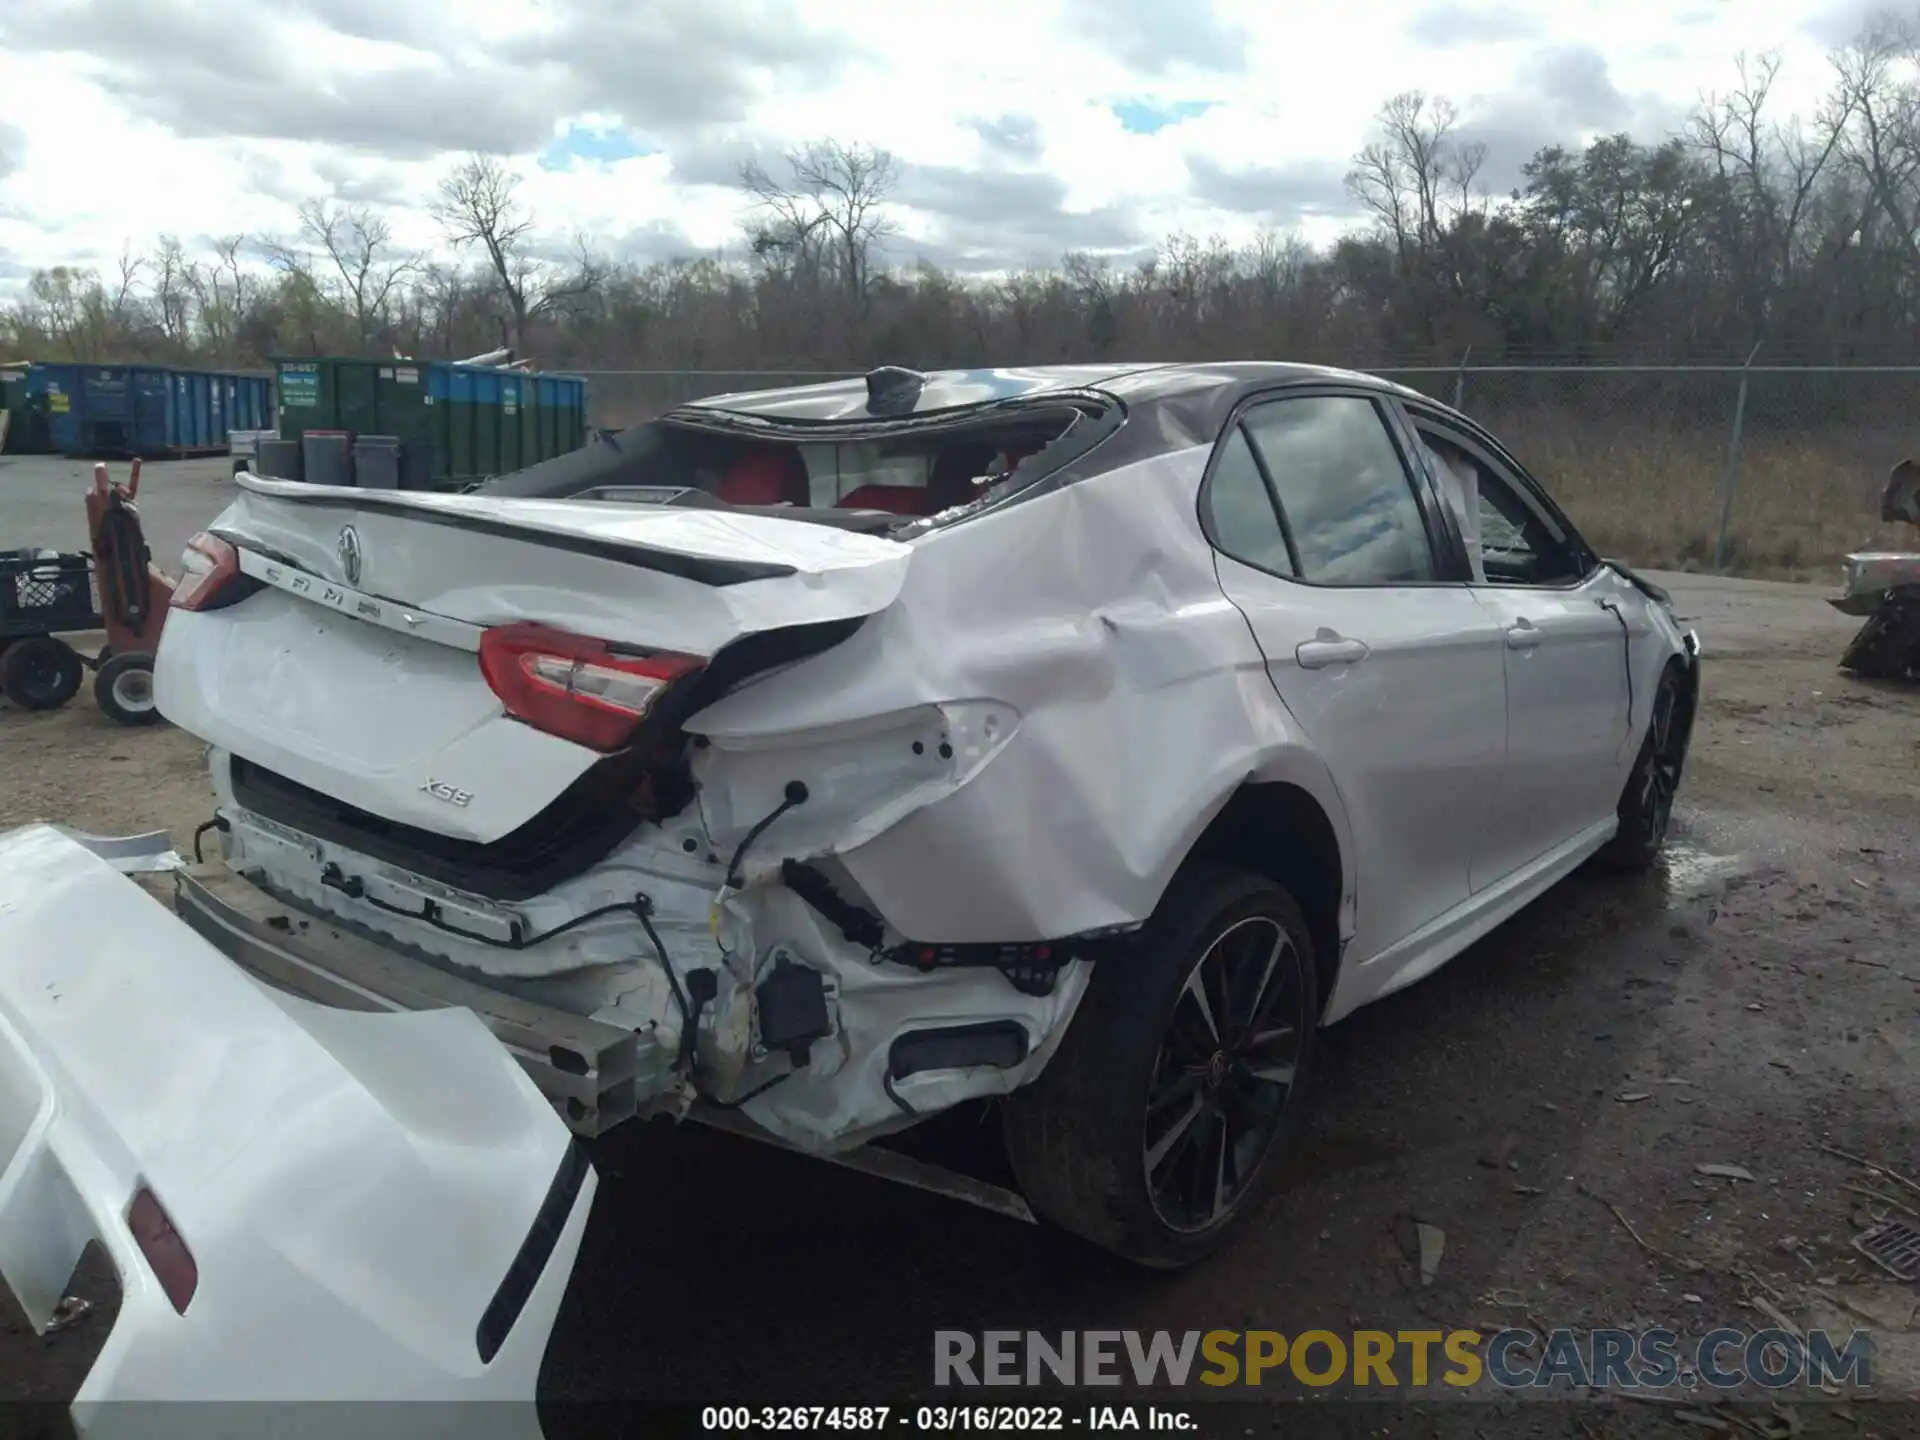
0,824,590,1433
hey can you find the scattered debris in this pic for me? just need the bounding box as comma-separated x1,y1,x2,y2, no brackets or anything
45,1296,91,1334
1736,1266,1789,1302
1851,1219,1920,1281
1844,1182,1920,1220
1697,1163,1758,1183
1417,1223,1445,1286
1749,1293,1798,1332
1747,1002,1765,1012
1617,1091,1652,1103
1579,1184,1665,1259
1513,1184,1544,1196
1683,1292,1704,1304
1815,1142,1920,1200
1673,1409,1732,1432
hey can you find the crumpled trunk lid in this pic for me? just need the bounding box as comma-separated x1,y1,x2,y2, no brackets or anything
155,477,911,844
214,474,913,655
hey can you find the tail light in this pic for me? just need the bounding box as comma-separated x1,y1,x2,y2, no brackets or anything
479,622,702,752
128,1186,197,1313
170,532,253,612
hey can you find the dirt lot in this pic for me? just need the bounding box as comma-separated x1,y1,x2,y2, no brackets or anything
1,456,1917,1435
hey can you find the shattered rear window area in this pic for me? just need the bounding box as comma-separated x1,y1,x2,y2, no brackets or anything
475,399,1115,532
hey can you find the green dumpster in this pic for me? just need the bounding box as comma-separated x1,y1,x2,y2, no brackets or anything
272,356,588,488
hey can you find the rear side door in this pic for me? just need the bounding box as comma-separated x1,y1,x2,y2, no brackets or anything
1405,412,1632,887
1202,389,1509,963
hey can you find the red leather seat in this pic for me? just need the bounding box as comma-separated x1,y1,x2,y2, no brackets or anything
717,449,808,506
836,484,938,515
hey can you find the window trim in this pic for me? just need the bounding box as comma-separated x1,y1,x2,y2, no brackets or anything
1196,421,1301,578
1196,384,1472,590
1398,402,1602,591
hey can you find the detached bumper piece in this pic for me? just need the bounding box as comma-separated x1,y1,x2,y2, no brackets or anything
170,861,667,1136
0,825,594,1433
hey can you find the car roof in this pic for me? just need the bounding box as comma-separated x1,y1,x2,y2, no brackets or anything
679,361,1427,423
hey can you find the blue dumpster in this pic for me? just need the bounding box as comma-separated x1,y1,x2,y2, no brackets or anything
15,363,274,457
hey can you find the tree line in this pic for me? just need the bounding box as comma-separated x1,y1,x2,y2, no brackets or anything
9,15,1920,374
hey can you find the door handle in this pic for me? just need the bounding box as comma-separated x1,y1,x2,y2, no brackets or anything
1505,619,1543,650
1296,636,1370,669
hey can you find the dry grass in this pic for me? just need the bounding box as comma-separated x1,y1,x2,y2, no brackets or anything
587,380,1914,582
1495,417,1916,582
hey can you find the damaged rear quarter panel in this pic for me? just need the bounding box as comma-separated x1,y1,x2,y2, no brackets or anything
687,442,1358,945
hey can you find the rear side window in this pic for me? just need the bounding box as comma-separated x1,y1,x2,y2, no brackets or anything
1242,397,1436,585
1202,426,1295,576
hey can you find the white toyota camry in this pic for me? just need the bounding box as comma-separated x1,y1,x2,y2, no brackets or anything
0,361,1701,1416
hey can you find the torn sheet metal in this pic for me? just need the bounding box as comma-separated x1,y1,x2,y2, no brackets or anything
0,824,591,1434
175,443,1364,1154
39,826,183,874
689,442,1358,948
1881,458,1920,527
1831,552,1920,615
713,882,1092,1152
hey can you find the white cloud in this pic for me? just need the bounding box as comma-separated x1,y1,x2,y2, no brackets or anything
0,0,1863,293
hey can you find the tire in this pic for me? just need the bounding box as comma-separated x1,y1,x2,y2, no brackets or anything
94,650,159,726
0,636,83,710
1597,662,1689,872
1004,863,1320,1269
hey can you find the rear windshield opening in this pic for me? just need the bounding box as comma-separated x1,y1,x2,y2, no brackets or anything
680,413,1078,519
480,406,1088,528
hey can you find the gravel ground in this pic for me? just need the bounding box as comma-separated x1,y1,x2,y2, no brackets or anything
1,454,1917,1437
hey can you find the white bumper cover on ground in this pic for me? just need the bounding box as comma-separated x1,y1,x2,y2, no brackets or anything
0,824,594,1436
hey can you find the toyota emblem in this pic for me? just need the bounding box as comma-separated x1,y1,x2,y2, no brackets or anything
337,525,363,587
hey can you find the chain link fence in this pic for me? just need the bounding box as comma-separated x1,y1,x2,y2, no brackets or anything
575,364,1920,579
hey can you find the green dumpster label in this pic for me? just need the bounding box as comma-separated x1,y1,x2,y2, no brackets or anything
280,371,319,407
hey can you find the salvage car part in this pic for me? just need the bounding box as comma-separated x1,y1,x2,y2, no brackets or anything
0,824,590,1436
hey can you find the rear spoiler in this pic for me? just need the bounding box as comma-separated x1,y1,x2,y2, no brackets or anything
230,473,797,587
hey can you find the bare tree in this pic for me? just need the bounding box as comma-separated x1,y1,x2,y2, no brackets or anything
1347,93,1483,269
184,235,257,358
1691,51,1849,290
431,154,596,352
150,235,197,348
294,199,417,349
740,140,899,307
107,244,144,338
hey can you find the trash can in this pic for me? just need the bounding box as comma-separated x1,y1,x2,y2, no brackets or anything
352,435,403,489
301,430,354,487
252,437,303,481
397,442,435,491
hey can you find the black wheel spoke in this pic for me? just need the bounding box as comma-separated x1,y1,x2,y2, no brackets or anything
1209,1109,1232,1223
1145,1088,1207,1178
1145,912,1309,1234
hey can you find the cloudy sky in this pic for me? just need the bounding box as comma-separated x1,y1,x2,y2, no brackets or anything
0,0,1883,292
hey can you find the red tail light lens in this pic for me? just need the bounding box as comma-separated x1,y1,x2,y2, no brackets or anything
479,623,702,752
128,1186,197,1314
170,532,245,612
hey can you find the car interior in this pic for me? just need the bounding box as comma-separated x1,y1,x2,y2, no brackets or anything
480,410,1081,531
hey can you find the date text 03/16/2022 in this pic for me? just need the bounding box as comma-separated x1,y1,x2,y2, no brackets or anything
700,1407,1196,1432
